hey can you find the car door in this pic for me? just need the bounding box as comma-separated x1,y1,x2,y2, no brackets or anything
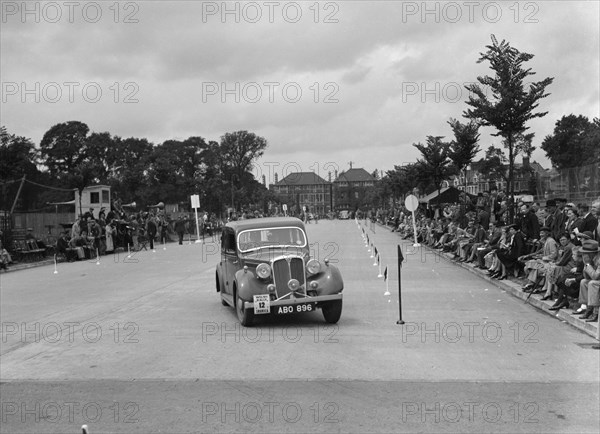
222,228,238,297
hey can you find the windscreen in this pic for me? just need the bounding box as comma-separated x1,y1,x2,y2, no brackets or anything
237,227,307,252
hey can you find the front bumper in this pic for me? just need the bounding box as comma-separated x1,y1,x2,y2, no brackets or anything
243,293,342,310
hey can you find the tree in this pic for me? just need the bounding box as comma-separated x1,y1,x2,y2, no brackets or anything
413,136,453,195
476,146,508,187
40,121,90,178
447,118,480,190
218,131,268,180
464,35,553,222
0,127,40,182
541,114,600,169
218,131,268,211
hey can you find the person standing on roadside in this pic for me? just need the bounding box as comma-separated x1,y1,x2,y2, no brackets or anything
146,213,158,250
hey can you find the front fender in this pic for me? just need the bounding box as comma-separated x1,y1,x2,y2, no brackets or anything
235,269,268,301
309,264,344,295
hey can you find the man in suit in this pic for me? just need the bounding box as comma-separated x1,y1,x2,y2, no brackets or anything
546,199,567,242
580,203,599,234
518,203,540,245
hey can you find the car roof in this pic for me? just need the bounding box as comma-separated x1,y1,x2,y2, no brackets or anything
226,217,305,233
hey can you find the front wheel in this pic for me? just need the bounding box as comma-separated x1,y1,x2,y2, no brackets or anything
322,299,342,324
236,293,254,327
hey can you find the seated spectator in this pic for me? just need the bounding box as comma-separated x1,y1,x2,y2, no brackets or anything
495,224,526,279
550,246,584,311
577,240,600,322
475,222,502,269
454,220,477,260
484,226,510,275
0,239,12,270
520,227,558,292
565,207,584,238
541,232,575,300
461,220,488,263
57,231,77,262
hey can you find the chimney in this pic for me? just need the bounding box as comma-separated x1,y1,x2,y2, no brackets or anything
274,173,279,184
523,156,530,167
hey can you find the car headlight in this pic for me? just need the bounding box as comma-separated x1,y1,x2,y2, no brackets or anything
256,263,271,279
306,259,321,275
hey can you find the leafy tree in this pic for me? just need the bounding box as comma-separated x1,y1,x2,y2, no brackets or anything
413,136,453,195
447,118,480,190
464,35,553,222
40,121,90,178
541,114,600,169
218,131,268,211
0,127,45,211
218,131,267,179
0,127,40,181
475,146,508,186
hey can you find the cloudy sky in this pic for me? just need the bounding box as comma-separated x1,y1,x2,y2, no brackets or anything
1,1,598,184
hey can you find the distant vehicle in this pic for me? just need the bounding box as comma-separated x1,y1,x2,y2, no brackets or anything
338,210,350,219
215,217,344,326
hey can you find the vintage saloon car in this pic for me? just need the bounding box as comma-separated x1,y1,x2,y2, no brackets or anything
216,217,343,326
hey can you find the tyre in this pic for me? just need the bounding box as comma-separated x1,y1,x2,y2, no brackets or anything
235,291,254,327
322,299,342,324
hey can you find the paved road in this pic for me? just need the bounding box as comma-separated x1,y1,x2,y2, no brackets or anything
1,220,598,433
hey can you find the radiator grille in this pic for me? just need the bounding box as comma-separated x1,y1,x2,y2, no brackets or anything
273,257,305,299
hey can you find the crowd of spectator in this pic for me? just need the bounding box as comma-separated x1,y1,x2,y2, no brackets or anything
54,206,224,262
375,192,600,324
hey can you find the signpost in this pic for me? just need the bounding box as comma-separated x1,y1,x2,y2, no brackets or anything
404,194,420,247
191,194,202,243
396,245,405,325
282,204,288,217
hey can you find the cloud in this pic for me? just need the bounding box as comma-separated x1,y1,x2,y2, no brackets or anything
1,1,598,179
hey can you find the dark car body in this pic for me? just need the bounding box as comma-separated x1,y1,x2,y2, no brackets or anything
215,217,343,326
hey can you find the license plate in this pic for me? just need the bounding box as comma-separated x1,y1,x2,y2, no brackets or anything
253,295,270,314
275,303,315,315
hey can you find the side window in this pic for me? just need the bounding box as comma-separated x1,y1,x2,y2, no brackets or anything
225,231,236,254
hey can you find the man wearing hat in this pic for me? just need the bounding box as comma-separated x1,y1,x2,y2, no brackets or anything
577,240,600,322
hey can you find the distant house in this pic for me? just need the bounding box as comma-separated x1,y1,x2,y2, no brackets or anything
333,168,375,211
447,157,548,197
270,172,332,216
